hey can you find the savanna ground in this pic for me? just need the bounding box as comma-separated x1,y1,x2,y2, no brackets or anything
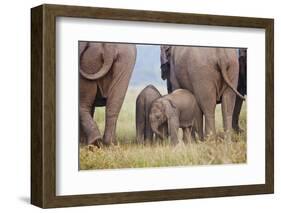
80,87,247,170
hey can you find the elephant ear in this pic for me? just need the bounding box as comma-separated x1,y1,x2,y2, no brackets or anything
79,43,116,80
163,99,180,144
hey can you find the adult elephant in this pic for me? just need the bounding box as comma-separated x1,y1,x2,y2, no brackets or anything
161,46,247,135
232,49,247,133
168,46,245,142
79,42,137,146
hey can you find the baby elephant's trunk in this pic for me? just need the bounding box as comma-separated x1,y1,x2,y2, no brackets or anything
168,116,180,145
151,123,164,140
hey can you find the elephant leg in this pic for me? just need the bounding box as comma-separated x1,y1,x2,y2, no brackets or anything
145,111,153,144
103,62,134,146
205,114,216,141
195,84,216,141
157,124,167,142
79,106,102,146
222,88,236,143
79,82,102,146
232,96,244,133
136,118,145,144
155,135,161,144
183,128,192,143
194,108,204,141
145,126,153,144
79,123,87,144
152,124,167,145
191,128,196,140
136,103,145,144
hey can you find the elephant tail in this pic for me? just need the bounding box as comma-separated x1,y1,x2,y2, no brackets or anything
218,60,245,100
79,43,115,80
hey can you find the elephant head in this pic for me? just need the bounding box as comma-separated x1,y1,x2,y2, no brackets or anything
79,43,117,80
149,99,180,144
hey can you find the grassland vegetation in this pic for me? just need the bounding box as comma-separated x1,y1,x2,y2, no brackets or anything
80,88,247,170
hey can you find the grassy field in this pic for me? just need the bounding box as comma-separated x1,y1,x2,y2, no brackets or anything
80,87,247,170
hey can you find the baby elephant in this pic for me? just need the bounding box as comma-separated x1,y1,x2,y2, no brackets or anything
149,89,203,144
136,85,162,144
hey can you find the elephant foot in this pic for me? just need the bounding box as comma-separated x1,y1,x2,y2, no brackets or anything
79,131,87,144
102,138,114,147
88,136,102,148
233,126,244,134
103,141,118,147
102,133,118,146
102,142,112,147
224,130,233,143
79,136,87,144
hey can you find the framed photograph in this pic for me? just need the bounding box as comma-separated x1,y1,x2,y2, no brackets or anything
31,4,274,208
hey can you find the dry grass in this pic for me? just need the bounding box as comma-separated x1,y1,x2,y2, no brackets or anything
80,88,247,170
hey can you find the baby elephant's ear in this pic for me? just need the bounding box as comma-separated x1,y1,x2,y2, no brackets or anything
162,99,180,145
168,99,177,109
163,99,177,118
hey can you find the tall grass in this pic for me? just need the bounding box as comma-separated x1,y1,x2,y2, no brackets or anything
80,88,247,170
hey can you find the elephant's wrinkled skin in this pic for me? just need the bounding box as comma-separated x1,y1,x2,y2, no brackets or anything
168,46,244,142
149,89,203,144
232,49,247,133
135,85,162,144
79,42,136,146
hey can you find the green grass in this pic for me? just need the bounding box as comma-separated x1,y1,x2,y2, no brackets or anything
80,88,247,170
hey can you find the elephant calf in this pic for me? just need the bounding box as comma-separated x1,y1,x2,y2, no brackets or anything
136,85,162,144
149,89,203,144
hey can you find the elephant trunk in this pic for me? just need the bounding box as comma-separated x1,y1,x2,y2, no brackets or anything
151,122,164,140
79,43,115,80
168,116,180,145
219,60,245,100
